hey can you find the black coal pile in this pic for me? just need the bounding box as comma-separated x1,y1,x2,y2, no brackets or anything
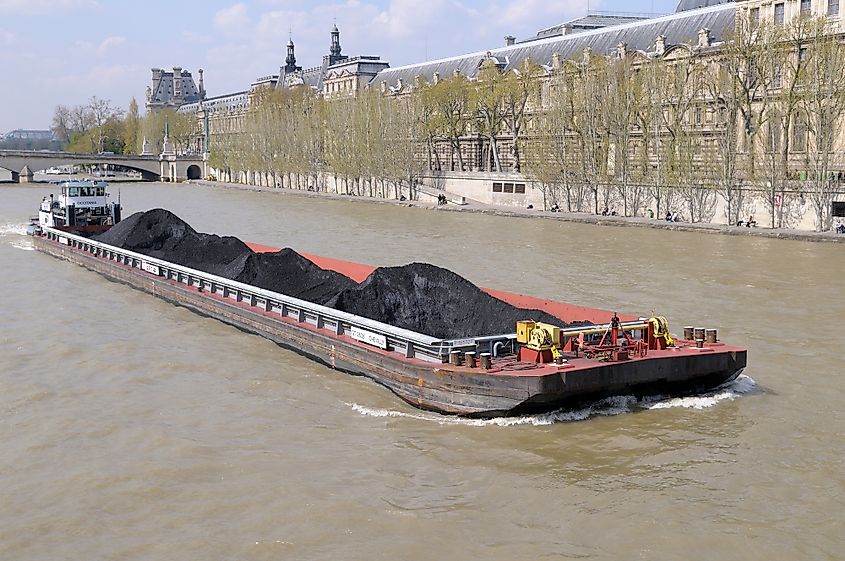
325,263,573,339
235,249,355,305
96,209,586,338
94,209,354,303
94,209,250,278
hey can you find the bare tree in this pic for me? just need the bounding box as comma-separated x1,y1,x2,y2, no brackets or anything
799,16,845,231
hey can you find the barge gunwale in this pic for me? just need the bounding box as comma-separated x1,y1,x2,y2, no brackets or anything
30,229,747,417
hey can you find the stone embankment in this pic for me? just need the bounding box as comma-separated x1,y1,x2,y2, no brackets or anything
192,180,845,244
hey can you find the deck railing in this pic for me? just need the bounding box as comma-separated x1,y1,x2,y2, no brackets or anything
41,227,511,363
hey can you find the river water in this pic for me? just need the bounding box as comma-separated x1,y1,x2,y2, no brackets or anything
1,182,843,560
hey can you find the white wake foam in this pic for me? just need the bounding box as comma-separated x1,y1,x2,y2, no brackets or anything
0,223,28,237
349,374,757,426
10,241,34,251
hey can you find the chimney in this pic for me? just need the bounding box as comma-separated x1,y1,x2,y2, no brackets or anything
698,28,711,48
396,78,403,90
433,72,440,84
552,52,562,70
504,35,516,46
453,69,461,77
562,25,573,36
617,42,627,59
380,80,387,93
655,35,667,56
582,47,592,65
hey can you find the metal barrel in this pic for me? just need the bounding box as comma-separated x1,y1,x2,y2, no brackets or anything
684,326,695,340
694,327,705,341
705,329,718,344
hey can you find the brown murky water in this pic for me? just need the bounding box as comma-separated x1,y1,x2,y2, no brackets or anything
1,182,843,560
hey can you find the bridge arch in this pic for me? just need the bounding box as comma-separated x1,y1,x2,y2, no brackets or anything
186,164,202,180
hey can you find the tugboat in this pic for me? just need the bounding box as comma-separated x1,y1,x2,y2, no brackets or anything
29,179,121,236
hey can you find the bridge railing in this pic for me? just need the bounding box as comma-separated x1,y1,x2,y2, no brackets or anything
41,227,505,363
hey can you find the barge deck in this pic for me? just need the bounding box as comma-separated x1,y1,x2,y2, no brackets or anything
31,228,746,417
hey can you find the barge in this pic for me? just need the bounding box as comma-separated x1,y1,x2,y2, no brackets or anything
28,220,746,417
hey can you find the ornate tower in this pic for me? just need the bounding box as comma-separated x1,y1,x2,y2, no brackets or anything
285,38,298,73
329,24,343,65
197,68,206,99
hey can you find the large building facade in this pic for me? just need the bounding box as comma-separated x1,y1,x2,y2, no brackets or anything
164,26,389,153
150,0,845,229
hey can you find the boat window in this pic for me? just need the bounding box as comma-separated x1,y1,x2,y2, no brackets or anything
96,187,105,196
69,187,80,197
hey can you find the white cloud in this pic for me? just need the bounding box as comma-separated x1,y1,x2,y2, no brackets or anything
97,35,125,55
214,3,250,35
181,30,212,44
0,28,14,44
0,0,97,16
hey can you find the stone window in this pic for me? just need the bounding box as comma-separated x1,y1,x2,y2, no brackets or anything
801,0,812,14
829,0,840,16
514,183,526,194
774,3,785,24
492,182,503,192
767,117,782,153
773,63,783,88
792,113,808,152
750,7,760,28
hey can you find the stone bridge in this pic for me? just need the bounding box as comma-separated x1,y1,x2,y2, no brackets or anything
0,150,207,182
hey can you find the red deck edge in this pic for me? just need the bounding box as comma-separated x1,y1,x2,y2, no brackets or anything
246,242,636,324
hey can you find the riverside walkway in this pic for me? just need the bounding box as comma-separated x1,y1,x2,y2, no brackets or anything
194,180,845,245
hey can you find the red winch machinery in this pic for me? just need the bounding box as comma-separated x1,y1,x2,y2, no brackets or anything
516,314,673,364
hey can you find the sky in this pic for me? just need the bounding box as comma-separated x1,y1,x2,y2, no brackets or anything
0,0,679,132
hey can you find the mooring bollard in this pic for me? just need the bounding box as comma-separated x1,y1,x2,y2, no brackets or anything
695,339,704,348
694,327,705,341
684,326,695,340
449,350,462,366
479,352,492,370
464,351,476,368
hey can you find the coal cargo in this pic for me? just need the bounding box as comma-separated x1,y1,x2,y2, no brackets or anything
234,249,356,305
326,263,576,339
94,209,580,337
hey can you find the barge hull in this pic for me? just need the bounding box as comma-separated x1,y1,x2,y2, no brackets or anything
31,234,746,417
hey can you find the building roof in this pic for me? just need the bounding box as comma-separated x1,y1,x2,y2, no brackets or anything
371,3,735,89
533,13,656,40
4,129,56,139
178,90,249,114
149,68,203,107
676,0,734,13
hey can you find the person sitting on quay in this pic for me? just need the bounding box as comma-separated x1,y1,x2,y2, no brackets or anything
836,221,845,234
647,208,654,219
437,193,447,206
746,215,757,228
549,203,560,213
